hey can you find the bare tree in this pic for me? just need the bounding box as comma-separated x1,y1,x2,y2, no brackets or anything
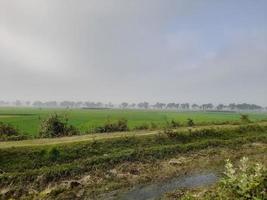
181,103,190,110
216,104,225,110
45,101,58,107
153,102,166,109
120,102,129,109
33,101,43,107
201,103,213,110
166,103,177,109
137,102,149,109
192,104,199,110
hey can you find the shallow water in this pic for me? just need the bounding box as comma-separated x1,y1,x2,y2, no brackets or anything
118,172,218,200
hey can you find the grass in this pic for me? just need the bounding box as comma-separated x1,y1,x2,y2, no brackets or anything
1,124,267,176
0,107,267,136
1,122,267,149
1,123,267,199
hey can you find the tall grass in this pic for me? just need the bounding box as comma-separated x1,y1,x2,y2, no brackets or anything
1,124,267,190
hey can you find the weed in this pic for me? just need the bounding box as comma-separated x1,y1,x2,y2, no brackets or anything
187,118,195,127
39,114,79,138
95,119,128,133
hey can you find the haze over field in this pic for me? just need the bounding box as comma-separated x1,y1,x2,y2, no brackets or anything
0,0,267,105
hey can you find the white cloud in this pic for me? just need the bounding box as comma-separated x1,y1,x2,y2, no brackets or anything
0,0,266,105
0,28,71,74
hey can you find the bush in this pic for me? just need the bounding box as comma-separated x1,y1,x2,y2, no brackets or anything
1,135,28,141
0,122,25,141
165,119,181,129
171,120,180,128
95,119,128,133
0,122,19,137
181,157,267,200
150,122,158,130
48,147,60,161
237,124,267,133
134,123,150,130
187,118,195,127
240,114,251,123
116,119,128,132
164,128,177,138
219,157,266,199
39,114,79,138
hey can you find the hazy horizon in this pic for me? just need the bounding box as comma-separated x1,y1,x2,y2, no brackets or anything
0,99,266,108
1,0,267,105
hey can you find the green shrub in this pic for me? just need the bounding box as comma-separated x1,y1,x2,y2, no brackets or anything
190,128,225,138
187,118,195,127
0,122,19,137
181,157,267,200
240,114,251,123
164,128,177,138
170,119,181,128
0,122,25,141
165,119,181,129
117,119,128,131
219,157,266,199
39,114,79,138
134,123,150,130
2,135,28,141
95,119,128,133
237,124,267,133
150,122,158,130
48,147,60,161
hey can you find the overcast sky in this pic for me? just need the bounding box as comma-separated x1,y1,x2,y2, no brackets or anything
0,0,267,105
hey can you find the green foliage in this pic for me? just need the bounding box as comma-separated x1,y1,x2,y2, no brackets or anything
95,119,128,133
170,119,181,128
134,122,160,130
0,129,267,198
181,157,267,200
39,114,79,138
0,122,26,141
134,123,150,130
187,118,195,127
165,119,181,129
48,147,60,161
240,114,251,123
0,122,19,136
163,128,177,138
150,122,158,130
219,157,266,199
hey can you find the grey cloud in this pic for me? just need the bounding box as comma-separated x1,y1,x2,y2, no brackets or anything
0,0,266,105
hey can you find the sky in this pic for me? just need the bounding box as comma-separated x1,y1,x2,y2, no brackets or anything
0,0,267,106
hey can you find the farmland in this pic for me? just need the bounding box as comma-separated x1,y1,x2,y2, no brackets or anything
0,108,267,199
0,107,267,136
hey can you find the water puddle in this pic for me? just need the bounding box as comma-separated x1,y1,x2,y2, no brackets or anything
118,172,218,200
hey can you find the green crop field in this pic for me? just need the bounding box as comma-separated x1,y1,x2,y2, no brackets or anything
0,107,267,136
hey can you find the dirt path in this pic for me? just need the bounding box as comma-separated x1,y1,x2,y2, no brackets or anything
1,122,266,149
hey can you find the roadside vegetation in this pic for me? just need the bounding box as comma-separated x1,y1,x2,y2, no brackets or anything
170,157,267,200
0,122,27,141
94,118,128,133
0,122,267,199
39,114,79,138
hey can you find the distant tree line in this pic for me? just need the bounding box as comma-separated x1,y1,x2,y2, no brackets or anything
0,100,266,111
